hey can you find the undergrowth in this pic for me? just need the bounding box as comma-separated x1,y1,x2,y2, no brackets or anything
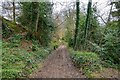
69,48,102,77
2,34,52,78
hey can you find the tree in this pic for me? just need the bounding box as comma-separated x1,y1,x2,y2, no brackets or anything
111,1,120,33
12,1,15,22
18,2,54,46
83,0,92,50
2,2,18,21
73,0,80,50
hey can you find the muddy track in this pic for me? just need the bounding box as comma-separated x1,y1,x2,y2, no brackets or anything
30,45,85,78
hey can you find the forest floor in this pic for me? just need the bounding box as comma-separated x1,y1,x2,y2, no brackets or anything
29,45,85,78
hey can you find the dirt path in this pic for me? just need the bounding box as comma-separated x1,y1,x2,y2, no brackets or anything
30,45,85,78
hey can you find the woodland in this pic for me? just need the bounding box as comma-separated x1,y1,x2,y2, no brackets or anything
0,0,120,79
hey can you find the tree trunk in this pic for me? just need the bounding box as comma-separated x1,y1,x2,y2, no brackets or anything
35,4,39,32
12,1,15,22
73,0,80,50
84,0,92,50
107,4,113,23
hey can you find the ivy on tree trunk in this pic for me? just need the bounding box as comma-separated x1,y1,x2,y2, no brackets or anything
74,0,80,50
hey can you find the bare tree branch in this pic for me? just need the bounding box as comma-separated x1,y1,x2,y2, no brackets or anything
95,13,107,24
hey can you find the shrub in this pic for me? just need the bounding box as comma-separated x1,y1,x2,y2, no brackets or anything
102,29,120,64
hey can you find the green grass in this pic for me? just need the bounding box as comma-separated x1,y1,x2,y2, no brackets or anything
2,35,52,78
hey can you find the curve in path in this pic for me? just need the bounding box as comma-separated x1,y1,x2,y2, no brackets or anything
30,45,85,78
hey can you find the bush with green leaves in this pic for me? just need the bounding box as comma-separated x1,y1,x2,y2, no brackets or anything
89,26,120,65
99,28,120,65
69,49,102,77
